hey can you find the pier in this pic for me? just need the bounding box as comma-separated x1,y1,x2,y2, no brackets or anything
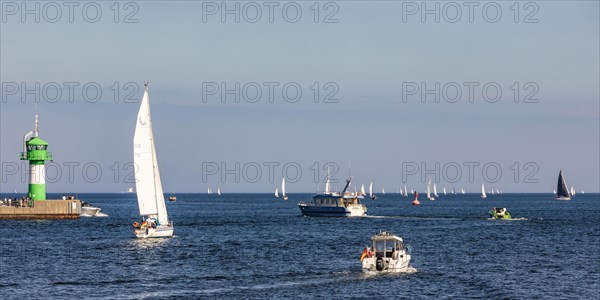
0,199,81,219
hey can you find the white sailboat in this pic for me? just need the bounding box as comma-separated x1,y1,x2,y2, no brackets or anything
491,189,495,195
217,187,221,196
361,184,366,196
427,180,435,200
369,180,378,199
275,187,279,198
461,188,465,194
481,183,487,199
382,187,386,194
403,184,408,197
570,186,575,196
325,168,331,195
131,83,173,238
282,177,288,200
207,187,212,195
443,187,447,195
433,183,438,198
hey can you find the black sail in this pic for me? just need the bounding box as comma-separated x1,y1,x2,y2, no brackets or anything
556,170,570,198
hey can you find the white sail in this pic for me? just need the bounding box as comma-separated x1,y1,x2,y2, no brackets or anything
208,187,212,195
282,177,286,197
369,181,374,197
361,184,366,195
443,187,447,195
461,188,465,194
133,86,168,226
382,187,385,194
570,186,575,196
275,187,279,197
481,183,487,198
404,184,408,197
433,183,438,197
427,180,431,198
217,187,221,196
325,167,331,194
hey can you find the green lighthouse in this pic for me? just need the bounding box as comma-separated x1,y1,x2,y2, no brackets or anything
19,113,52,200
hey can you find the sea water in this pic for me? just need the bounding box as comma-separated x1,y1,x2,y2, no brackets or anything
1,193,598,299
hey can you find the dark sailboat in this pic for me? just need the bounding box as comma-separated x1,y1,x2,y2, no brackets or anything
555,170,571,200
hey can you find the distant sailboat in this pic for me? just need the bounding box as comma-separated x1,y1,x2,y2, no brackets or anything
496,188,499,194
461,188,465,194
555,170,571,200
427,180,435,201
369,180,378,200
282,177,288,200
452,187,456,194
207,187,212,195
443,187,447,195
275,187,279,198
403,184,408,197
570,186,575,197
361,184,366,196
553,189,556,195
325,167,332,194
382,187,386,194
481,183,487,199
127,187,134,193
491,189,495,195
131,83,173,238
433,183,438,198
217,187,221,196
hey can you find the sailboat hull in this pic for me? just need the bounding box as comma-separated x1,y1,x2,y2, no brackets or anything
134,225,174,238
554,196,571,201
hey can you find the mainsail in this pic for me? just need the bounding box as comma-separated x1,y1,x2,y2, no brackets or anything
556,170,570,198
133,85,169,226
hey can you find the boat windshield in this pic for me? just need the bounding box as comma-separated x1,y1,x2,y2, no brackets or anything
373,240,402,258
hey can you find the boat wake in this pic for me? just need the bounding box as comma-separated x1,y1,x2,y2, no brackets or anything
487,217,528,221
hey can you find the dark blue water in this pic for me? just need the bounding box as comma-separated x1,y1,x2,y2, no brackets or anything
1,193,599,299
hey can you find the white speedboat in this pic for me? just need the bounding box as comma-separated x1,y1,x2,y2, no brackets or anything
131,83,173,238
80,201,101,216
361,231,412,273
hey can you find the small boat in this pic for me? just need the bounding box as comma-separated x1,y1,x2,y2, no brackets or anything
282,177,288,200
403,184,408,197
127,187,134,193
452,187,456,194
555,170,571,200
369,180,378,200
433,183,439,198
382,187,385,194
443,186,447,195
274,187,279,198
427,180,435,201
217,187,221,196
207,187,212,195
80,201,101,216
361,184,366,196
461,188,465,194
489,207,512,220
481,183,487,199
298,177,367,217
361,231,412,273
131,83,173,238
168,196,176,202
412,191,420,205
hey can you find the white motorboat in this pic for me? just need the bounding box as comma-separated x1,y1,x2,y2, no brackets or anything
80,201,101,216
361,231,412,273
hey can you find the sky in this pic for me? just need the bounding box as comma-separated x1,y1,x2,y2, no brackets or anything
1,1,598,193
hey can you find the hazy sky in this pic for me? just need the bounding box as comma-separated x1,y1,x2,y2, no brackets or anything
1,1,598,193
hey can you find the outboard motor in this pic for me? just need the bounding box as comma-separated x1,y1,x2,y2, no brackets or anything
376,257,385,271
